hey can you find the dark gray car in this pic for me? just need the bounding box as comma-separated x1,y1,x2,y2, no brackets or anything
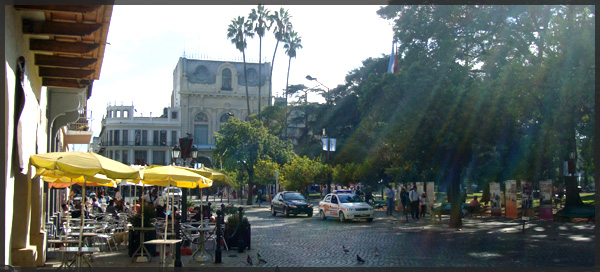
271,191,313,217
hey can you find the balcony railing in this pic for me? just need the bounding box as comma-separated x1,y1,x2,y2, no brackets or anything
67,110,92,131
99,141,178,147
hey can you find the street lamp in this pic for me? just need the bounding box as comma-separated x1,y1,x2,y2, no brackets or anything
171,137,197,267
171,145,181,165
306,75,334,194
190,145,199,168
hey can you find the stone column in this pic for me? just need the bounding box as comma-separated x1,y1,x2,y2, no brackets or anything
30,176,46,266
11,170,36,266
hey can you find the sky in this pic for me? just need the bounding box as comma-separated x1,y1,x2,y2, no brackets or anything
87,5,394,138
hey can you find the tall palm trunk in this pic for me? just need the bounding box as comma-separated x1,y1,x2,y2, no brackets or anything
284,56,292,139
258,37,263,120
242,50,251,118
268,40,280,107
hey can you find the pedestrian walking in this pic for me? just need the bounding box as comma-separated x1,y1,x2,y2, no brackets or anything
256,189,263,207
400,187,409,215
385,185,395,216
409,187,420,219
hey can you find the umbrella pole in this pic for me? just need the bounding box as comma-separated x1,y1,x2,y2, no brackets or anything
140,187,145,259
77,177,86,267
165,189,170,240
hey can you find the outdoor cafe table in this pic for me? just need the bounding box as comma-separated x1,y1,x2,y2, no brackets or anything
130,227,156,263
183,226,213,263
57,246,100,268
68,232,98,247
144,239,181,267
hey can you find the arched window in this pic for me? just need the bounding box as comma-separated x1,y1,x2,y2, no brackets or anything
194,113,208,122
222,68,232,90
220,113,231,123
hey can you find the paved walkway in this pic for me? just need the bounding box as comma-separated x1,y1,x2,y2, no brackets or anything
42,199,596,269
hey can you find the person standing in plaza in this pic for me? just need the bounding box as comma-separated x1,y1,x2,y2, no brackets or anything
114,187,123,205
256,189,263,207
420,192,427,218
400,187,409,215
409,186,420,219
385,185,395,216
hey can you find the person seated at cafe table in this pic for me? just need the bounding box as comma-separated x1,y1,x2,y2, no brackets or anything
189,206,206,222
155,204,166,219
61,203,71,217
71,203,90,219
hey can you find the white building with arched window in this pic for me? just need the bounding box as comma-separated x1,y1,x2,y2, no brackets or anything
172,57,271,164
96,57,271,167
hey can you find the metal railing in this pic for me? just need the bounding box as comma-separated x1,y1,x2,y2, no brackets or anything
66,110,92,131
99,141,177,147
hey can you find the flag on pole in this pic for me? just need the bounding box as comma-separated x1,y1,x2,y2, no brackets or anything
387,42,396,73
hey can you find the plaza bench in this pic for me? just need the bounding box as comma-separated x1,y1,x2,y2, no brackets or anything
430,203,483,223
556,206,595,222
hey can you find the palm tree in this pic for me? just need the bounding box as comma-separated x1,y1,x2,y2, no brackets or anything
249,4,270,121
227,16,254,119
283,30,302,139
267,8,292,106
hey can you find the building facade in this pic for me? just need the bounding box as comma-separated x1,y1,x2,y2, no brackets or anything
3,5,112,266
96,57,271,166
171,57,271,163
97,105,181,166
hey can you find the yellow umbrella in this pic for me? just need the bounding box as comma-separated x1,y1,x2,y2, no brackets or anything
30,151,139,266
140,165,212,239
39,169,117,187
197,166,234,187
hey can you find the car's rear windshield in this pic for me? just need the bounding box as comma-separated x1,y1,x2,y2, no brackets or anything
284,193,305,201
338,194,364,203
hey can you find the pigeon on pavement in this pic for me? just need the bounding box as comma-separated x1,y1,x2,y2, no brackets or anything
257,253,267,264
343,245,349,253
357,254,366,263
247,255,253,265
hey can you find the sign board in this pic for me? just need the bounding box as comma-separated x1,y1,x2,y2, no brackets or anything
490,182,502,216
505,180,518,218
521,181,534,220
321,138,336,152
539,180,553,220
416,182,424,195
426,182,435,209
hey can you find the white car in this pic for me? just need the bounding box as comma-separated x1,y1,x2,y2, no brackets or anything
318,192,374,222
162,186,182,203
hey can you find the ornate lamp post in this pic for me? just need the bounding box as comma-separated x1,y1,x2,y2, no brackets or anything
306,75,334,194
171,136,197,267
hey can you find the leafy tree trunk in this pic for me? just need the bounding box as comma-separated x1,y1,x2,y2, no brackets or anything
246,167,255,205
448,165,463,229
563,117,584,207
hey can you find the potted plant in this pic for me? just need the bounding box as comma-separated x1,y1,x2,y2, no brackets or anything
127,204,158,257
224,207,251,251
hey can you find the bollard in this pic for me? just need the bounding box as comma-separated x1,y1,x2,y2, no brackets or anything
215,209,223,263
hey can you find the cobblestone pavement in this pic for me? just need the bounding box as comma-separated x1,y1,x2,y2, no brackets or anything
43,199,596,268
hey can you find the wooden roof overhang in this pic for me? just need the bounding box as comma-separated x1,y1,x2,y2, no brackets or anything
15,5,113,98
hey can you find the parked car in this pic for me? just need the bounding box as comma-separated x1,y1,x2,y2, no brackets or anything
162,186,182,203
271,191,313,217
318,192,374,222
